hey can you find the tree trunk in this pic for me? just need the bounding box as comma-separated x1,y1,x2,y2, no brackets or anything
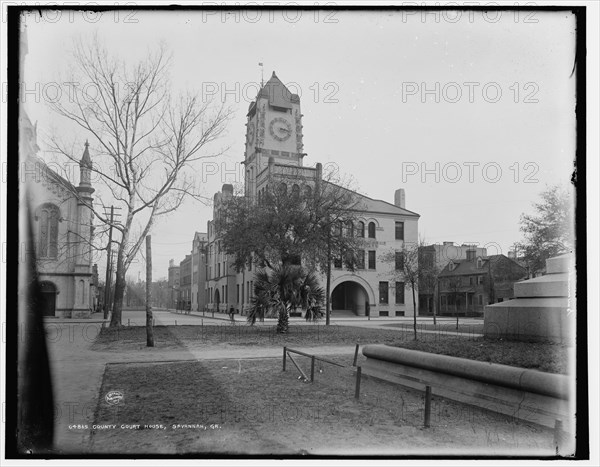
432,281,437,326
325,237,331,326
277,305,289,334
146,236,154,347
109,250,126,327
455,300,459,330
412,283,417,341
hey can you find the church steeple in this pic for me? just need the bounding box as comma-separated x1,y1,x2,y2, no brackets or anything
78,140,94,194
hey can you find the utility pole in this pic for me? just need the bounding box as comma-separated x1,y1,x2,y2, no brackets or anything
146,235,154,347
102,206,122,319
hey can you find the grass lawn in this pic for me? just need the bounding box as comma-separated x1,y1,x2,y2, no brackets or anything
391,338,571,374
91,324,570,374
90,323,407,352
90,356,554,455
382,321,484,334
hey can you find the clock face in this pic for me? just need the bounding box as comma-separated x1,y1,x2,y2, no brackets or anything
269,117,292,142
247,122,255,145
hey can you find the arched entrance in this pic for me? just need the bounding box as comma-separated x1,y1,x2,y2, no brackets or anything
331,281,369,316
39,281,57,317
214,289,220,312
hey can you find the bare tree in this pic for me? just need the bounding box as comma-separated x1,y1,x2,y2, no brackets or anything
381,242,420,340
47,37,231,327
447,277,462,331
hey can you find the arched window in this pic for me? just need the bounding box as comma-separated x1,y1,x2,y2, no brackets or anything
303,185,312,199
36,203,60,259
357,221,365,238
291,184,300,199
345,220,354,238
278,182,287,195
368,221,376,239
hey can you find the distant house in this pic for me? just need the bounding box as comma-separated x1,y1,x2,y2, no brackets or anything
437,253,528,317
418,243,487,316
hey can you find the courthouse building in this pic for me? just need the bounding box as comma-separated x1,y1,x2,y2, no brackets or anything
205,73,420,317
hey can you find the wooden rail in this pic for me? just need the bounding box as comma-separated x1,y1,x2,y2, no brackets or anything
282,346,347,383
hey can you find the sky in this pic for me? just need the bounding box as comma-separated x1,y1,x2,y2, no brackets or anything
20,7,578,281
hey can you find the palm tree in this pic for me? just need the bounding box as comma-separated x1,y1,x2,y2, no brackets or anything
247,265,325,333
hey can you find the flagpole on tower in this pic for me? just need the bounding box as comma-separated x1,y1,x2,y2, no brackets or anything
258,62,264,87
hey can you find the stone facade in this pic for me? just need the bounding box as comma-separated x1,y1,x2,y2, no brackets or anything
191,232,208,311
22,136,96,318
178,254,192,310
204,73,420,318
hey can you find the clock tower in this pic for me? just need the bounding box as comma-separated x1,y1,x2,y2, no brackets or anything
243,72,305,199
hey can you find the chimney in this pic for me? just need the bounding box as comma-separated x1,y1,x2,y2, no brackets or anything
394,189,405,209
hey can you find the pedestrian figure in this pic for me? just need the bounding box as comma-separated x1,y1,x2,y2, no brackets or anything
229,306,235,324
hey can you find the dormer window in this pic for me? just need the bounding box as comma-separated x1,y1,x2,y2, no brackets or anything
477,257,483,269
448,262,455,272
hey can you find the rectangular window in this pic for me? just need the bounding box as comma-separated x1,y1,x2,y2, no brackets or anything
395,310,405,317
478,276,484,285
395,221,404,240
333,255,342,269
237,284,240,303
247,281,250,303
379,310,389,317
241,284,244,305
357,250,365,269
395,251,404,270
218,263,221,277
368,251,376,269
248,258,252,271
478,295,483,305
250,281,254,299
379,281,389,304
469,276,475,286
395,282,405,304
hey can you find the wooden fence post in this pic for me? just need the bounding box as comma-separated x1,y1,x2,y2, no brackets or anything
310,356,315,382
353,343,360,367
283,347,287,371
355,366,362,399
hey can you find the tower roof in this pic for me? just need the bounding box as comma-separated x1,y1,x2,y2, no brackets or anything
256,71,299,108
80,140,92,168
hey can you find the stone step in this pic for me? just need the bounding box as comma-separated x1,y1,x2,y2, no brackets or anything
513,273,569,298
546,254,573,274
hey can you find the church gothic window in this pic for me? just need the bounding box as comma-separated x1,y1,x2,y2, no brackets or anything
36,203,60,259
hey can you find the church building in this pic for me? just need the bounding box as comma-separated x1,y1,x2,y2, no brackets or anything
205,73,420,318
20,27,97,318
